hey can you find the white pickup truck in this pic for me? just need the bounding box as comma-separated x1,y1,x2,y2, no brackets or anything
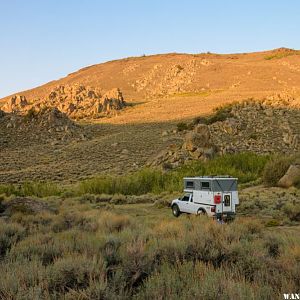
171,176,239,220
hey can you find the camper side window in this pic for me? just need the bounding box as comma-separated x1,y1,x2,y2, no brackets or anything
201,182,210,190
186,181,194,189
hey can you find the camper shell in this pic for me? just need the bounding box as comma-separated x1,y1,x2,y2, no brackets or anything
171,176,239,220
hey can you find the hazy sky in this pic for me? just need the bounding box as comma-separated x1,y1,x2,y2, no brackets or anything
1,0,299,98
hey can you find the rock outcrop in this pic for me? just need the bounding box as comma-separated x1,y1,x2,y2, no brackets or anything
2,85,126,119
278,164,300,188
183,124,216,159
0,197,56,217
2,95,28,112
0,107,89,147
0,109,5,118
149,101,300,168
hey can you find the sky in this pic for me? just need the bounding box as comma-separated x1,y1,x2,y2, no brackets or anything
0,0,299,98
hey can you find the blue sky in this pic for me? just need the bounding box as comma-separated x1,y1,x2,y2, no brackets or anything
0,0,299,98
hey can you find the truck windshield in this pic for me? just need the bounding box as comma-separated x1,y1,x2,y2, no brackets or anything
212,180,237,191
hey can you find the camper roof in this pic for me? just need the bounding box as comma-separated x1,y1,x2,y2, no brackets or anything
184,176,238,181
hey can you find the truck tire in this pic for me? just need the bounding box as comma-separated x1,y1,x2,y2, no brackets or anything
172,204,180,217
197,208,206,216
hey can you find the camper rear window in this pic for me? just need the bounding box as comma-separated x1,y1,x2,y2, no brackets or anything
212,180,237,191
186,181,194,188
201,182,210,190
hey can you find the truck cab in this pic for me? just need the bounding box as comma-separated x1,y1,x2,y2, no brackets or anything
171,176,239,220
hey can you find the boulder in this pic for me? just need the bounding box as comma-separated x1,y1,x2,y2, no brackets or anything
1,197,56,216
183,124,211,151
3,95,28,112
278,164,300,188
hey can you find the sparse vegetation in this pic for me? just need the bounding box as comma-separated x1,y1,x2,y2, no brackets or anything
0,196,299,299
24,107,37,121
262,155,294,186
205,103,234,124
264,49,300,60
176,122,188,131
78,153,269,195
0,181,62,198
0,153,270,199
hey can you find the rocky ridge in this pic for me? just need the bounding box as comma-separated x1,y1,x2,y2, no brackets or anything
2,84,126,119
149,101,300,168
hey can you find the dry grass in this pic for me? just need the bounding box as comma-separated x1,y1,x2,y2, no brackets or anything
0,194,299,299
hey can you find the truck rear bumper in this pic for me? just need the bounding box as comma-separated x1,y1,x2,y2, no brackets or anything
215,212,236,221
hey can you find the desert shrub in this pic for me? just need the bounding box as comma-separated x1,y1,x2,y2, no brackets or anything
265,219,281,227
10,211,55,232
0,221,25,258
0,195,6,213
0,259,48,298
0,201,299,299
47,255,106,293
97,212,131,233
154,198,171,208
118,238,151,290
110,194,127,205
283,202,300,221
9,234,64,265
51,212,95,233
205,104,234,124
77,193,96,203
78,168,165,195
0,184,19,197
263,156,293,186
135,261,274,299
79,153,269,195
176,122,188,131
0,182,62,197
264,50,300,60
264,234,282,258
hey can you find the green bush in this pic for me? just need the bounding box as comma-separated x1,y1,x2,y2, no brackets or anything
263,156,293,186
283,203,300,221
206,104,234,124
79,153,269,195
0,181,62,198
0,220,25,257
176,122,188,131
47,255,106,293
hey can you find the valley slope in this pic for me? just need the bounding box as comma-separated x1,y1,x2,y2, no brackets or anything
1,48,300,183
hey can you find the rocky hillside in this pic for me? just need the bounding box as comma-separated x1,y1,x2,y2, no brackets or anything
1,48,300,123
0,107,88,148
149,101,300,168
1,48,300,184
1,85,126,119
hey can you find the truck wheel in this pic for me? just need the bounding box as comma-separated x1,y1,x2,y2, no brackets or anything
172,204,180,217
197,208,206,216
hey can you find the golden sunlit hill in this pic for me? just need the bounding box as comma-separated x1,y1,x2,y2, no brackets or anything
1,47,300,183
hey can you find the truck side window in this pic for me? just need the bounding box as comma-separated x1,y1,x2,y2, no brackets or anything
181,195,190,201
201,182,210,190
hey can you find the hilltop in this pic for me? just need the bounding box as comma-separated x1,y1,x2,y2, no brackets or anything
1,47,300,123
1,48,300,183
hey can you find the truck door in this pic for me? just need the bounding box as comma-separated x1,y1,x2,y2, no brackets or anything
178,193,192,213
222,193,232,213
